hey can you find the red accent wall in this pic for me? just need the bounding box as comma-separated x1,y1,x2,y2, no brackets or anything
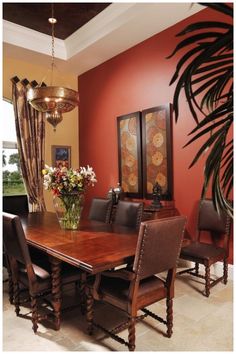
79,7,233,263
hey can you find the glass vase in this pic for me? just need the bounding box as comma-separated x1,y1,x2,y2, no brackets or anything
53,193,84,230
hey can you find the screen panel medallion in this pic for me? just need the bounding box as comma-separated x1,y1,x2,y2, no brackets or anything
142,104,173,200
117,111,143,198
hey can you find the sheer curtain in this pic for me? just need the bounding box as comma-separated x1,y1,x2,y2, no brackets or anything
11,78,46,212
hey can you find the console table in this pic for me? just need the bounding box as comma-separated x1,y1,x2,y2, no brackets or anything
111,199,178,221
143,203,179,221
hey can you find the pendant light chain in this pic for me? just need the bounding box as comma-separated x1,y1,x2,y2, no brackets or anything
49,4,57,86
51,22,55,85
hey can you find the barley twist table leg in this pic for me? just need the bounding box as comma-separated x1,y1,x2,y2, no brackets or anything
49,256,62,331
80,272,87,315
86,287,94,335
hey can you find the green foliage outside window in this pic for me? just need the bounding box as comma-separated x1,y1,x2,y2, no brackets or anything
2,150,26,196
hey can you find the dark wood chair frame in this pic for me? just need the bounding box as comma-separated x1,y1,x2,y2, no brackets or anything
3,246,14,304
178,199,232,297
113,200,144,229
3,212,82,333
88,197,113,223
86,216,186,351
3,194,29,300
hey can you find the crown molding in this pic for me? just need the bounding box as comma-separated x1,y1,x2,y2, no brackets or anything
3,20,66,60
3,3,204,75
65,3,136,58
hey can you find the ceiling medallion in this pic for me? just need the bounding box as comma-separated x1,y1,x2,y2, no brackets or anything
27,4,79,131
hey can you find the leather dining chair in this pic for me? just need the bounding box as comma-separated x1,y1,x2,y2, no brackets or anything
3,195,29,215
3,212,82,333
3,195,29,304
3,196,49,304
178,199,231,297
86,216,186,351
113,200,144,229
88,198,113,223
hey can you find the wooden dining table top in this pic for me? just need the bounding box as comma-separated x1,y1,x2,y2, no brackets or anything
20,212,138,274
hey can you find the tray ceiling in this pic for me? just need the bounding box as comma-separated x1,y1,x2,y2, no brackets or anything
3,3,204,75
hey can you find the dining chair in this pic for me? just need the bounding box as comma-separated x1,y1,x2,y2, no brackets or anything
178,199,231,297
3,212,82,333
3,195,29,215
3,195,29,304
113,200,144,229
86,216,186,351
3,198,49,304
88,198,113,223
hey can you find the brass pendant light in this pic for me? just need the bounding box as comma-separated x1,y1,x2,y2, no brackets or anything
27,4,79,131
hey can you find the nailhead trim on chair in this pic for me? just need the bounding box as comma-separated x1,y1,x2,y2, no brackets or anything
136,224,148,280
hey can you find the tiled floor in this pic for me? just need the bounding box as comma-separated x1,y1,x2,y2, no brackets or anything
2,268,233,351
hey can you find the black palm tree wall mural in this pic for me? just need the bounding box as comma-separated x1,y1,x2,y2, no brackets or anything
168,3,233,217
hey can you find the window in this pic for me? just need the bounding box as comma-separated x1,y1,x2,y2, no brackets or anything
2,99,26,195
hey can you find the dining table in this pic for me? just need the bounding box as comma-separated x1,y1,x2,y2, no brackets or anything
20,212,138,329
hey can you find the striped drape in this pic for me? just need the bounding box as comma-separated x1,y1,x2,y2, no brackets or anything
11,77,46,212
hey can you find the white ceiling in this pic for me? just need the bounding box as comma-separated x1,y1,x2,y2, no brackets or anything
3,2,204,76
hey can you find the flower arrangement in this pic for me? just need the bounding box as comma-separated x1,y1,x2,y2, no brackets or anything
42,165,97,230
42,165,97,195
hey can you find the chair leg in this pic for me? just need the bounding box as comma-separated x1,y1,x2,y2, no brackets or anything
86,287,94,335
166,297,173,338
128,317,136,351
8,273,14,304
13,282,20,316
31,296,38,333
205,264,210,297
223,259,228,285
195,262,199,275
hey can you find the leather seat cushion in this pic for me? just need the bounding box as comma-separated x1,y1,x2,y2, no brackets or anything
99,275,165,310
180,242,226,261
19,262,81,294
19,263,51,294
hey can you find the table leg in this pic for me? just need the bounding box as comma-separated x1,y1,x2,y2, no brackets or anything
86,286,94,335
49,256,62,330
80,272,87,315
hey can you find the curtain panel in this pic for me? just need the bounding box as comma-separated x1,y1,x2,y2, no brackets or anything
11,78,46,212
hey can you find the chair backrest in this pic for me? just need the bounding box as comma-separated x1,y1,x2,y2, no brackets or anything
3,195,29,215
114,200,144,229
198,199,231,234
88,198,113,223
133,216,186,280
3,212,33,274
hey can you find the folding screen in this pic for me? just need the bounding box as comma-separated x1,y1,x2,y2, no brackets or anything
117,104,173,200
